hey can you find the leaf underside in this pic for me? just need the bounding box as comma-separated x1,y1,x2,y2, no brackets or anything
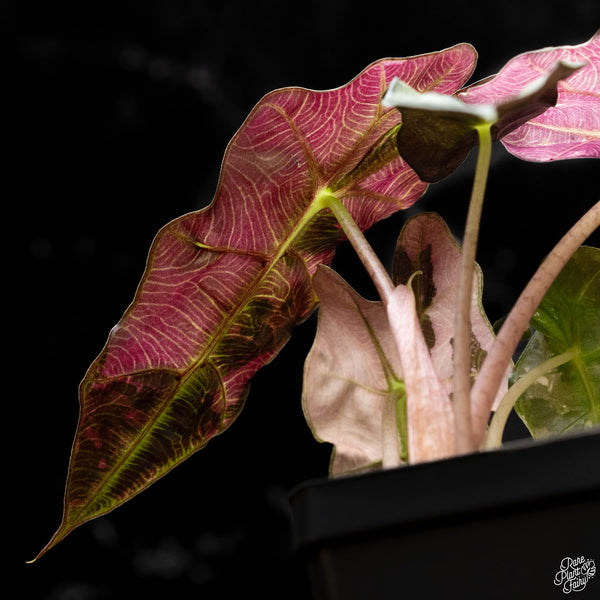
36,45,478,559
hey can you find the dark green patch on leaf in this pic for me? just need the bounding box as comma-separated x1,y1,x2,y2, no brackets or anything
396,113,478,182
393,242,437,348
388,61,583,182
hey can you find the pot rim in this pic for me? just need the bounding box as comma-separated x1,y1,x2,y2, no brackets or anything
290,430,600,551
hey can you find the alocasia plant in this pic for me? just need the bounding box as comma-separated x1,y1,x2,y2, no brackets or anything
32,31,599,561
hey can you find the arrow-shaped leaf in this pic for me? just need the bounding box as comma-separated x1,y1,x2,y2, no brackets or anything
36,45,477,559
514,246,600,437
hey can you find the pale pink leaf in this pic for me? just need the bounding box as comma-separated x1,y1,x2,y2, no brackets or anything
302,266,404,476
459,31,600,161
392,212,509,412
386,284,455,463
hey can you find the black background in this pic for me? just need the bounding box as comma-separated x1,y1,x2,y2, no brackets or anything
11,2,598,598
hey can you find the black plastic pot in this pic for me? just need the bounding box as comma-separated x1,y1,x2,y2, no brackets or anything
290,431,600,600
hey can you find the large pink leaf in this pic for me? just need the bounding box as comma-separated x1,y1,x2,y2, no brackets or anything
459,30,600,161
36,45,477,559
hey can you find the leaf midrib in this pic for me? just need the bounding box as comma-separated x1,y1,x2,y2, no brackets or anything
77,99,399,522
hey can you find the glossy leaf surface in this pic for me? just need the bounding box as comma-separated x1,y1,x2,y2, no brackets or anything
37,45,477,559
302,213,504,474
514,246,600,437
459,30,600,161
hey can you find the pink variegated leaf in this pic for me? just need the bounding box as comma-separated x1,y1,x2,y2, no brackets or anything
459,31,600,161
392,212,509,410
35,45,478,560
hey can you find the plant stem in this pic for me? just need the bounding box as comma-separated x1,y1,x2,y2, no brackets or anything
471,199,600,447
382,393,403,468
319,192,402,465
321,192,395,303
452,124,493,455
484,350,575,449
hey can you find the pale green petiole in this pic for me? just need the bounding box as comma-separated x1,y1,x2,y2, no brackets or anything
484,350,575,449
452,123,494,455
471,200,600,447
382,383,407,468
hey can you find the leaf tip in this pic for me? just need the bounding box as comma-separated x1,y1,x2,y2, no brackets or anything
27,538,56,564
27,518,76,564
